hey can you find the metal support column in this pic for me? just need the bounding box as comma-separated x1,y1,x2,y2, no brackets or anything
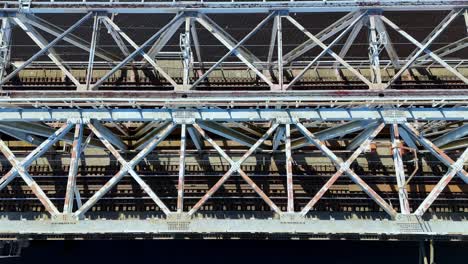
390,124,410,214
285,124,294,212
177,124,186,213
86,14,101,90
63,123,84,214
368,15,383,88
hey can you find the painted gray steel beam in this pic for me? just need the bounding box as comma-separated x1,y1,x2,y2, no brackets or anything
6,1,462,14
134,121,172,150
20,14,119,62
346,123,380,151
74,122,176,218
196,120,263,148
187,126,204,151
0,108,465,122
288,120,379,150
283,11,361,66
0,127,43,146
0,217,467,238
433,124,468,147
0,13,93,86
90,120,127,150
0,122,102,147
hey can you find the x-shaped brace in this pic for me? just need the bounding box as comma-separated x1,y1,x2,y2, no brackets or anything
188,123,281,216
74,122,175,218
296,122,397,218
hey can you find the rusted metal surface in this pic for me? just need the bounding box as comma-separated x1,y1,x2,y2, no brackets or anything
391,124,411,214
63,123,83,214
189,122,281,215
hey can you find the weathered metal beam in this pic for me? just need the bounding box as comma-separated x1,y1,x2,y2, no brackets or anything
0,138,60,215
0,108,465,122
0,127,43,146
0,122,74,191
285,124,294,212
192,12,274,89
390,124,410,214
286,12,366,88
12,16,82,89
414,146,468,216
402,123,468,184
90,120,127,150
296,122,397,218
188,123,281,216
288,120,378,150
0,122,101,148
74,122,175,218
299,123,385,216
196,120,262,148
63,123,83,214
433,124,468,147
21,14,119,62
0,13,92,86
176,124,187,213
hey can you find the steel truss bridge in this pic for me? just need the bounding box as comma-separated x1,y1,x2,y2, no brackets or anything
0,0,467,241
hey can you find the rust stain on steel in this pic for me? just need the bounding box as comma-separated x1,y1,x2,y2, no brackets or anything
297,122,397,218
189,123,280,216
74,122,175,218
63,123,83,214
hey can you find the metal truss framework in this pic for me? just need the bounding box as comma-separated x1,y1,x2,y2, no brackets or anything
0,1,466,91
0,107,467,239
0,1,467,240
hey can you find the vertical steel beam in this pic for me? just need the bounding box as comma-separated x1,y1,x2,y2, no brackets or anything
86,15,101,90
63,123,84,214
402,123,468,184
285,124,294,212
374,16,400,69
177,124,186,213
181,17,192,86
0,13,92,86
433,124,468,147
276,14,284,90
74,122,175,218
267,16,278,70
187,126,203,151
300,123,384,216
368,15,382,86
465,10,468,34
414,146,468,216
189,123,280,216
390,124,410,214
0,17,12,87
190,20,204,76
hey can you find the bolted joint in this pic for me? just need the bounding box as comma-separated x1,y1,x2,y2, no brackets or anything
51,213,78,223
67,118,90,124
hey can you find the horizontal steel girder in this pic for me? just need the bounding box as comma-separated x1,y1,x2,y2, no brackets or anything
0,108,465,122
0,217,467,239
0,1,465,14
